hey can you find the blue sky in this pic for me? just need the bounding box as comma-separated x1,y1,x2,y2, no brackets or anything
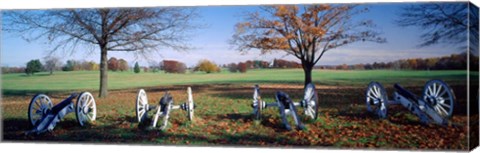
1,3,463,67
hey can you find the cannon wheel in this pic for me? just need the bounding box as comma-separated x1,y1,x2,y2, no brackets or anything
75,92,97,126
366,82,388,119
303,83,319,120
136,89,149,123
28,94,53,127
422,79,455,118
187,87,194,121
253,85,263,120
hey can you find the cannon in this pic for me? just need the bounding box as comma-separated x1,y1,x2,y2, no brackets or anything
366,79,455,125
135,87,195,130
252,83,319,130
26,92,97,134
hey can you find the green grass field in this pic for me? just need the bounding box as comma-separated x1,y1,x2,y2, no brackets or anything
1,69,471,94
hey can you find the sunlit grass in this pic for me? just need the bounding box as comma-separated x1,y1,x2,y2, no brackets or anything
2,69,471,93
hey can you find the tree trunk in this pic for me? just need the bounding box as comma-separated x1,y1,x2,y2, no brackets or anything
302,61,313,88
99,46,108,98
303,66,313,87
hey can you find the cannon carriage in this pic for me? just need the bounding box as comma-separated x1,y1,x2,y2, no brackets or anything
26,92,97,134
251,83,319,130
135,87,195,130
366,79,455,125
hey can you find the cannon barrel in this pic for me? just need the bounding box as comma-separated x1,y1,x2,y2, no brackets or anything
394,83,419,102
50,93,78,114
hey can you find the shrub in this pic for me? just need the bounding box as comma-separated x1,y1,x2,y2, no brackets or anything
163,60,186,73
272,59,301,68
25,59,43,75
44,57,60,75
196,59,220,73
134,62,141,73
238,62,247,73
253,60,270,68
108,57,119,71
148,61,161,73
2,67,25,74
227,63,238,73
118,59,129,71
62,60,76,71
87,61,99,71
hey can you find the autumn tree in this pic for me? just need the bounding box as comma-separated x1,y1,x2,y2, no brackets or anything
163,60,186,74
231,5,385,86
118,59,129,71
238,62,248,73
397,3,478,54
245,60,254,69
272,59,301,68
354,64,365,70
407,59,418,70
87,61,99,71
108,57,119,71
3,8,199,97
228,63,238,73
340,63,349,70
195,59,220,73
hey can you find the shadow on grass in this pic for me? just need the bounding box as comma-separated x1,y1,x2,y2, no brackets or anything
209,88,315,101
2,117,314,146
215,113,296,133
124,84,221,95
336,111,372,120
120,80,344,94
216,113,253,123
3,118,31,132
19,73,53,77
209,86,365,108
2,118,84,140
2,89,77,97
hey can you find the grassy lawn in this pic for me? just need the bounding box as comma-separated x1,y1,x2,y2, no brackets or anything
1,69,470,94
1,83,471,149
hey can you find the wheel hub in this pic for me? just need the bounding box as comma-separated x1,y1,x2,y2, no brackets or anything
82,107,89,114
427,96,437,106
42,108,49,115
370,98,381,105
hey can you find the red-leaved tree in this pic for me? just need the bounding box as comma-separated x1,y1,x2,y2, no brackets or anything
231,5,385,86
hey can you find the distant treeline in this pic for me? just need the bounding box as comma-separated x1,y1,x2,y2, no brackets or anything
222,59,301,69
2,59,102,74
2,57,130,74
3,52,478,74
142,58,303,74
318,52,479,71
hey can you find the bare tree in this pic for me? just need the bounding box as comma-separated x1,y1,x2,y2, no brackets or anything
43,56,61,75
231,5,385,86
3,8,199,97
396,3,478,54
